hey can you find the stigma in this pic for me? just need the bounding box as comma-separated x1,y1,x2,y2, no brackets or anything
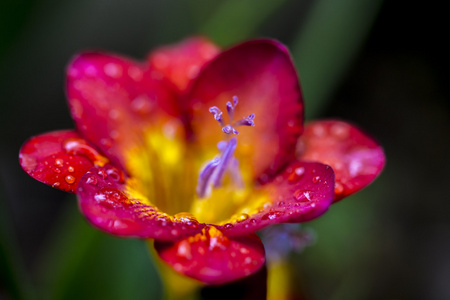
196,96,255,199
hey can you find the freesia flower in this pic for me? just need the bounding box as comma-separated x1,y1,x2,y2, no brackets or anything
19,37,385,285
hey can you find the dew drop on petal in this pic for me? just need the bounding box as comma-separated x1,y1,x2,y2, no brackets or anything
86,176,98,186
224,223,234,229
104,63,122,78
312,124,326,137
65,175,76,185
98,169,107,179
331,122,350,139
237,213,249,222
262,211,283,220
67,166,75,173
176,240,192,260
54,158,64,167
288,167,305,183
293,190,312,202
54,168,61,174
334,182,344,195
52,182,60,188
312,176,321,184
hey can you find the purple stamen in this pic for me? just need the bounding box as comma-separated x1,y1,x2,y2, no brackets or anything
222,125,239,135
209,106,225,126
232,95,238,107
234,113,255,127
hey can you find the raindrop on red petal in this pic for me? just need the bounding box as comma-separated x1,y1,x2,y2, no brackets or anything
54,158,64,167
65,175,76,185
86,176,98,186
262,211,283,220
288,167,305,183
312,176,321,184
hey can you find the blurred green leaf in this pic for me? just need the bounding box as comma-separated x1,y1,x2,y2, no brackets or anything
38,198,162,300
291,0,384,119
197,0,287,46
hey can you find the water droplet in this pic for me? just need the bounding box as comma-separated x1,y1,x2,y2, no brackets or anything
293,190,312,202
262,211,283,220
312,176,321,184
131,95,153,114
288,167,305,183
334,182,344,195
312,124,326,137
128,66,143,81
65,175,76,185
237,213,249,222
52,182,60,188
104,63,123,78
176,240,192,259
86,176,98,186
67,166,75,173
174,212,198,223
54,158,64,167
223,223,234,229
54,168,61,174
240,247,250,254
331,122,350,139
106,166,124,182
97,169,107,179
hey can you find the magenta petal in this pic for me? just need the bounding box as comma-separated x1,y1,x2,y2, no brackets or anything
220,161,335,237
66,52,178,169
187,39,304,179
77,166,205,240
19,130,106,193
154,227,265,285
298,120,385,202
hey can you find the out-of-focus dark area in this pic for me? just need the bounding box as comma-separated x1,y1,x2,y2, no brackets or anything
0,0,448,299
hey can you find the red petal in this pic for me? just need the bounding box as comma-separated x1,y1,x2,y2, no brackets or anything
154,226,265,285
77,166,205,240
298,120,385,202
147,36,220,94
219,161,334,237
66,52,178,169
19,130,107,193
187,39,303,179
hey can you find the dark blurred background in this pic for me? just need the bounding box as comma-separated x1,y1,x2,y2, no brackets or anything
1,0,448,299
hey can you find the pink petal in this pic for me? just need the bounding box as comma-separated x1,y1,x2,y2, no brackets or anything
187,39,304,180
147,36,220,94
220,161,335,237
77,166,205,240
19,130,107,193
298,120,385,202
66,52,178,169
154,227,265,284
